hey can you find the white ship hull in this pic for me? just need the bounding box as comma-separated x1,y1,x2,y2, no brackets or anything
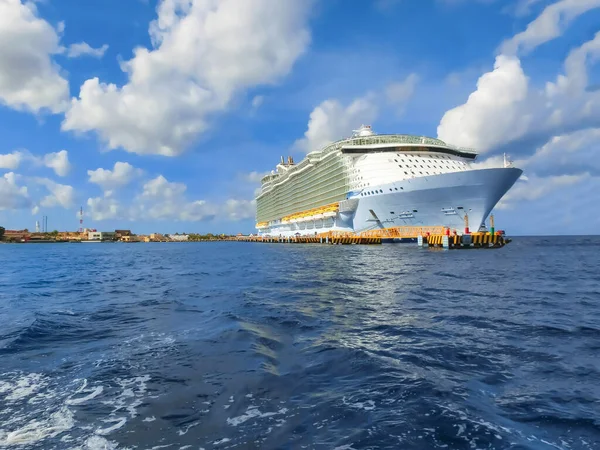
259,167,522,237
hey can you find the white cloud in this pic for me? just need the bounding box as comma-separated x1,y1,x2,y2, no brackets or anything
0,172,30,210
0,0,69,113
438,16,600,154
512,0,546,17
438,55,530,151
251,95,264,109
0,149,72,176
497,173,588,209
295,95,378,153
242,171,267,183
88,162,143,194
386,73,419,114
35,178,75,208
546,31,600,96
141,175,186,200
43,150,71,177
66,42,108,58
62,0,313,156
520,127,600,177
0,151,24,170
87,197,124,221
86,174,255,223
501,0,600,55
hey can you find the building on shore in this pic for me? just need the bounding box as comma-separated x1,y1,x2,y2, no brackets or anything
87,231,116,241
170,234,189,241
115,230,132,240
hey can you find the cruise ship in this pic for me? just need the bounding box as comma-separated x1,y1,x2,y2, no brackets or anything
255,125,522,237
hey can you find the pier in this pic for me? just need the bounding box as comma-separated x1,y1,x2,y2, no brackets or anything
237,215,510,249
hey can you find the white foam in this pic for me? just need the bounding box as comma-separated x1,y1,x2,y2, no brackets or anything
177,422,199,436
343,397,375,411
142,416,156,422
227,407,288,426
96,417,127,435
1,373,47,402
66,386,104,405
84,435,121,449
1,406,74,445
213,438,231,445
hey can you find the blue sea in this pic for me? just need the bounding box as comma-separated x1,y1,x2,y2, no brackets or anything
0,237,599,450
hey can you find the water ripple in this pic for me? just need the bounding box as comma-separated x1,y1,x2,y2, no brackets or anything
0,237,598,449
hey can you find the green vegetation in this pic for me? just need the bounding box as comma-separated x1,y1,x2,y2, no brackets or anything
0,226,4,240
188,233,230,241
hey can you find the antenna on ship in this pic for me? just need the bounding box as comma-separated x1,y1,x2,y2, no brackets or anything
79,206,83,233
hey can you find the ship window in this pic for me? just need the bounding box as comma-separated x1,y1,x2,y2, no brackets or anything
395,187,398,191
413,210,418,212
389,188,393,191
394,159,398,162
457,206,464,210
401,187,404,190
390,211,395,214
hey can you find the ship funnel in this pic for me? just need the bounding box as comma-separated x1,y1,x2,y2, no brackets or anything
280,156,285,165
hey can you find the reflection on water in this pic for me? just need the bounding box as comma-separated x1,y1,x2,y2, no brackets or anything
1,238,599,449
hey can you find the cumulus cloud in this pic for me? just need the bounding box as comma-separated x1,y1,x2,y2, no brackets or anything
501,0,600,55
35,177,75,208
86,174,255,223
1,149,71,175
519,128,600,177
86,197,124,221
242,171,268,183
438,55,530,151
385,73,419,114
497,173,588,209
62,0,313,156
0,151,24,170
0,172,30,210
0,0,69,113
66,42,109,58
438,7,600,155
43,150,71,177
87,162,143,195
295,95,378,153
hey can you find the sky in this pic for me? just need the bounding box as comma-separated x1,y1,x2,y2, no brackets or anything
0,0,599,235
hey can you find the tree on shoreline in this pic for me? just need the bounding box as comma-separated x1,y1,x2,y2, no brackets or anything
0,226,4,240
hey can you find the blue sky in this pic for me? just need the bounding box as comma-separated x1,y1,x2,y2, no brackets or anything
1,0,599,235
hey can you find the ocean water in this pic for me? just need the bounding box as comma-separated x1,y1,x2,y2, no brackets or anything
0,237,599,450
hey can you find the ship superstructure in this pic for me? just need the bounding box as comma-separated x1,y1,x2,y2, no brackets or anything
255,126,522,237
